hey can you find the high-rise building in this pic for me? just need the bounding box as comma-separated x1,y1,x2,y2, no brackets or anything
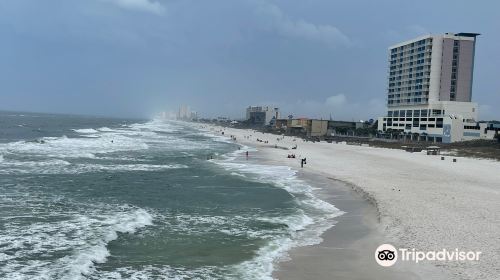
387,33,479,106
177,105,194,121
378,33,497,143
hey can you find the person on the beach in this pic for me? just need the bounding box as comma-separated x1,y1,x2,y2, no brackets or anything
246,151,249,160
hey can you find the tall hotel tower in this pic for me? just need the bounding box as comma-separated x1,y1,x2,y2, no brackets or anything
377,33,495,143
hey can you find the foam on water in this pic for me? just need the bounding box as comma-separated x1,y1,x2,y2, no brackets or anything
73,128,99,134
0,157,186,175
0,199,153,280
211,145,344,279
97,127,117,132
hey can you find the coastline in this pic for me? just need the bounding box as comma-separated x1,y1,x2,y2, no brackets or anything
273,173,425,280
198,123,500,280
253,150,439,279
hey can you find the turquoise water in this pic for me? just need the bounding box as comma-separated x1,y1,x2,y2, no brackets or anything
0,112,342,279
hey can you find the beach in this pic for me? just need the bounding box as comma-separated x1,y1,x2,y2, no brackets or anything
200,124,500,280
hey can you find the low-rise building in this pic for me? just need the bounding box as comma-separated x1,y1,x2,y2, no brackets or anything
306,119,329,137
246,106,280,126
275,119,289,130
377,101,496,142
327,121,356,135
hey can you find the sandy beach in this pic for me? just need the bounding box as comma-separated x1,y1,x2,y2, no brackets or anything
200,124,500,280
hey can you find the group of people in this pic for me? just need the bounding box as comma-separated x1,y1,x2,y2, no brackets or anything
287,154,296,158
256,138,269,143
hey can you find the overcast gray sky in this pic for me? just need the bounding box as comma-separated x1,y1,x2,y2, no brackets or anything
0,0,499,120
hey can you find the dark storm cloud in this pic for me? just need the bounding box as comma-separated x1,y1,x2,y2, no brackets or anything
0,0,498,120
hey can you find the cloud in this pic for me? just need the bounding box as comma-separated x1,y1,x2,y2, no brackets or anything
280,94,384,121
407,24,429,36
104,0,165,15
479,104,495,121
326,94,347,107
384,24,429,42
255,1,350,47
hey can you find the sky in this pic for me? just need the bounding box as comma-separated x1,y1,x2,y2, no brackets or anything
0,0,499,120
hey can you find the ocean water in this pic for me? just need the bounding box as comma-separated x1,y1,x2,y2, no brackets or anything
0,112,343,280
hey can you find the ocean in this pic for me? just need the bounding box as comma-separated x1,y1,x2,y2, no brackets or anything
0,111,342,280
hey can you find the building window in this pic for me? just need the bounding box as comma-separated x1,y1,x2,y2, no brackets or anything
432,109,441,116
436,118,443,128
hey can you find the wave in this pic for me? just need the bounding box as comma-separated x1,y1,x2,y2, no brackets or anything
212,146,344,279
0,203,153,280
0,160,187,175
97,127,116,132
0,134,148,159
60,209,153,279
73,128,99,134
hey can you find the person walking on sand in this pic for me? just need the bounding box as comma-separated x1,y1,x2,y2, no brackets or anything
301,158,304,168
246,151,249,160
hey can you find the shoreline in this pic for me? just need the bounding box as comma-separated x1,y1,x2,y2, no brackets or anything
253,152,437,279
273,173,425,280
198,123,500,280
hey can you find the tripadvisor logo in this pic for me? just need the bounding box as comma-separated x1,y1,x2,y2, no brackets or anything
375,244,481,267
375,244,397,267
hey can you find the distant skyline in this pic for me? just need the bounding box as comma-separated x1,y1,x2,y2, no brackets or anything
0,0,499,120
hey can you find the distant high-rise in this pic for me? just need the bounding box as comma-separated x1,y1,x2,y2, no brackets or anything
177,105,195,121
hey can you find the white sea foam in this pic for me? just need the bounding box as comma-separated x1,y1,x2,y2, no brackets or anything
0,159,186,175
73,128,99,134
98,127,116,132
0,204,153,280
0,133,148,159
212,147,344,280
87,265,221,280
74,163,188,173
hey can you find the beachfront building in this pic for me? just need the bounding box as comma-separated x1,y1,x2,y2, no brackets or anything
306,119,329,137
377,32,496,143
274,118,330,137
177,105,197,121
246,106,280,126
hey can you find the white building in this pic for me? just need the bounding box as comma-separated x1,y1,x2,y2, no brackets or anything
246,106,280,126
177,105,197,121
378,33,497,143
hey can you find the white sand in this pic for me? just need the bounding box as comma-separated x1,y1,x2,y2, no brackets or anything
198,124,500,280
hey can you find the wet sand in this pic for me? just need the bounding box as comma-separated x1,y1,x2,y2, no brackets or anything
273,172,440,279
